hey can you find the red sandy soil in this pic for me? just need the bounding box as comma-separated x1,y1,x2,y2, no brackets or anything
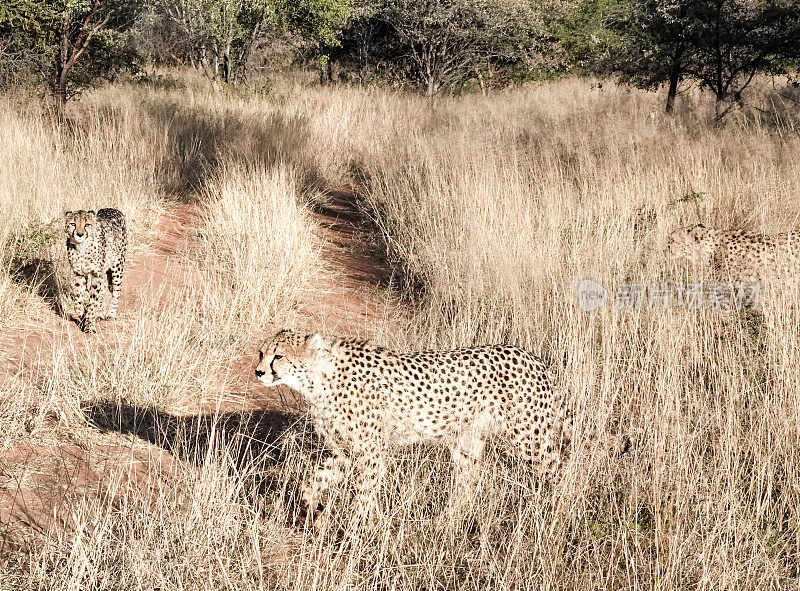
0,189,405,553
301,190,408,336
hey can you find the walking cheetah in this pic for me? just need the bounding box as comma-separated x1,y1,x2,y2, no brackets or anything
667,223,800,283
64,208,127,333
255,329,568,519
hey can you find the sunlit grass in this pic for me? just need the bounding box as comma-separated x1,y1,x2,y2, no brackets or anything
1,72,800,589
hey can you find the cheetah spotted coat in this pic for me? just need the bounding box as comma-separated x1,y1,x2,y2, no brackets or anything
65,208,127,333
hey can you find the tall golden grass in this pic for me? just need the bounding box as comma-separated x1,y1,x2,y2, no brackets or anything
2,71,800,589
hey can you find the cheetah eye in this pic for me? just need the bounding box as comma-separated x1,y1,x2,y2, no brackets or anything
273,354,284,361
85,223,92,228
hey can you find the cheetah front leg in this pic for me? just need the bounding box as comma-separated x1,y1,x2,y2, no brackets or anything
353,450,386,523
450,426,488,508
81,273,102,333
302,453,351,518
70,273,89,322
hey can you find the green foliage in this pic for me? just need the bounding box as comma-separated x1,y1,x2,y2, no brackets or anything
0,0,59,53
670,189,707,222
551,0,624,72
278,0,351,48
3,218,61,276
142,0,277,84
606,0,800,114
675,190,706,205
338,0,550,95
0,0,143,99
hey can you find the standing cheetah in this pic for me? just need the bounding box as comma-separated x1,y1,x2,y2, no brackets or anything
667,223,800,283
64,209,127,333
255,329,568,519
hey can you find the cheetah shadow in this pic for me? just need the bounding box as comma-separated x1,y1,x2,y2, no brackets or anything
81,401,323,518
80,401,459,521
11,258,66,318
80,402,571,527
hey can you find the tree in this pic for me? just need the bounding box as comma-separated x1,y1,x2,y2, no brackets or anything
277,0,352,83
0,1,53,88
551,0,625,74
368,0,548,96
334,1,386,82
144,0,274,84
687,0,800,118
603,0,698,112
0,0,141,103
608,0,800,115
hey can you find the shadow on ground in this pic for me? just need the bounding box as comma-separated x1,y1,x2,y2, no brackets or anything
144,99,319,198
308,188,427,305
81,401,322,515
12,259,65,318
59,94,327,201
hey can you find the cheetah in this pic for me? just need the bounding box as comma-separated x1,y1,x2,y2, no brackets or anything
255,329,568,520
64,208,127,333
667,224,800,284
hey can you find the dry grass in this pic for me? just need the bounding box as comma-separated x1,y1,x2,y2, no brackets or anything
200,161,319,333
2,71,800,589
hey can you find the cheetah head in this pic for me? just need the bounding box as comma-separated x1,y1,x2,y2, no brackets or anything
255,329,332,391
666,224,716,264
65,210,97,246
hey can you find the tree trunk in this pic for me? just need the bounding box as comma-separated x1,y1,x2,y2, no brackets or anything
665,43,684,113
54,48,70,104
318,48,332,85
475,66,486,97
54,11,71,105
222,40,232,84
425,76,437,97
57,65,69,104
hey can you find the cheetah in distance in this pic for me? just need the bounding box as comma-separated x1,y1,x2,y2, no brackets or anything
255,329,568,519
64,208,127,333
667,223,800,284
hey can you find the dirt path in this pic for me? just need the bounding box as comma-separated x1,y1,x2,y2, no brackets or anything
301,189,409,336
0,188,406,551
0,203,210,549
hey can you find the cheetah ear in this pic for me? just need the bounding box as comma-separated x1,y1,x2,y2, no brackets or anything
689,224,707,240
87,210,95,216
64,210,72,218
304,333,329,353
